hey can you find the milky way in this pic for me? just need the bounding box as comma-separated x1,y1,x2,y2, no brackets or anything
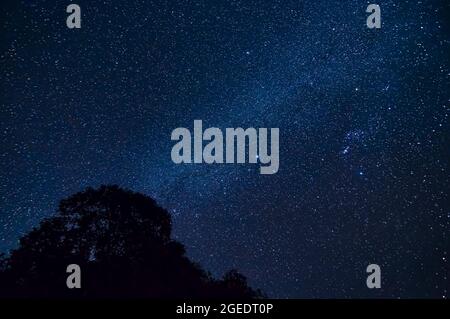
0,0,449,297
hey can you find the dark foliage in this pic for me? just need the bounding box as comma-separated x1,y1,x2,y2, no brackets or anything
0,185,262,299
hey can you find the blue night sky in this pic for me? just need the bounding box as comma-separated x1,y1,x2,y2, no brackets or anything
0,0,449,298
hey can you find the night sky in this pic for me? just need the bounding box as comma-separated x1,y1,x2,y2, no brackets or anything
1,0,449,298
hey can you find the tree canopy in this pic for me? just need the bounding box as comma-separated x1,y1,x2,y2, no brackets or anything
0,185,262,299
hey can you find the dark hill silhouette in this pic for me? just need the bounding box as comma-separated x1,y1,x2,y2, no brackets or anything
0,185,263,299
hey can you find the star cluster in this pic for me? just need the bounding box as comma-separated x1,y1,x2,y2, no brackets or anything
0,0,449,298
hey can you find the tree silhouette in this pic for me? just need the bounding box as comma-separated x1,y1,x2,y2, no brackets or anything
0,185,263,299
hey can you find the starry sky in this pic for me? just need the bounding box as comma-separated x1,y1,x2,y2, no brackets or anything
0,0,449,298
